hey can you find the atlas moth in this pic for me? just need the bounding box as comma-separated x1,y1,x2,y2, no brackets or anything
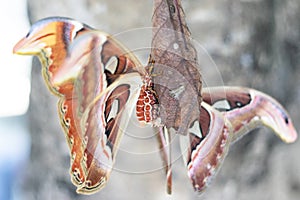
13,17,297,195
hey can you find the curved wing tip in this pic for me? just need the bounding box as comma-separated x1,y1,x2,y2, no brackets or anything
13,38,25,54
282,131,298,143
13,37,40,55
276,122,298,143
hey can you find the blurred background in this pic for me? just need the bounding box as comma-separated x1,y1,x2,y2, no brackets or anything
1,0,300,199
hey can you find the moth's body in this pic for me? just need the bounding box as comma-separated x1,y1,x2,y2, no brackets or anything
136,75,159,123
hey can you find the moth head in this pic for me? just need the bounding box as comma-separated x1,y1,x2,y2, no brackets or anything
13,17,89,56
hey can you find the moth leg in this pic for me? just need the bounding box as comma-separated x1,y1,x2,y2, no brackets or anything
156,126,172,194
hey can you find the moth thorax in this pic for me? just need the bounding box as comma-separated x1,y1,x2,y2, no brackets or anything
136,79,158,124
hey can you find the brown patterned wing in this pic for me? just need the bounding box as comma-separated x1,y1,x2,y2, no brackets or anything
13,17,93,95
53,31,144,194
182,102,231,192
202,87,298,143
151,0,202,135
77,74,142,194
13,17,94,186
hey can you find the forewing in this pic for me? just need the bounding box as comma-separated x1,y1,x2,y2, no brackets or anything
57,98,87,186
202,87,298,143
52,32,111,189
13,17,93,95
13,17,94,186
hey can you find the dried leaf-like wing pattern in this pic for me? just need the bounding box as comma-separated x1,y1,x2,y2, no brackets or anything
151,0,202,135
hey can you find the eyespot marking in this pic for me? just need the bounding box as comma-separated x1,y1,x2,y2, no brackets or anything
212,99,231,111
105,56,118,74
107,99,119,122
189,120,202,138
